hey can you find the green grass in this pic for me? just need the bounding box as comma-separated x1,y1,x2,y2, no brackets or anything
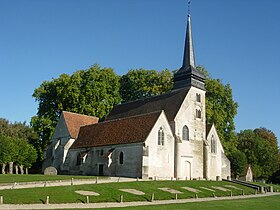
0,174,101,183
0,180,256,204
251,182,280,192
92,195,280,210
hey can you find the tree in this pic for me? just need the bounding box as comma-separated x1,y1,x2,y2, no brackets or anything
197,66,239,153
119,69,173,102
0,135,12,174
228,149,247,179
237,129,279,179
0,118,39,172
32,64,121,159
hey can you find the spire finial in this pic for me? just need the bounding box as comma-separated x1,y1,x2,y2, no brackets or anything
188,0,191,17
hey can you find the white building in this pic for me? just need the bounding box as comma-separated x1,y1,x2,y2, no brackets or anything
43,14,231,180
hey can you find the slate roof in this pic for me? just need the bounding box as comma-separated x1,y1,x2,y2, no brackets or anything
206,124,214,137
106,88,190,122
71,111,162,149
63,111,99,139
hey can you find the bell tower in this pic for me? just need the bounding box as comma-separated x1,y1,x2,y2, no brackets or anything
172,13,205,91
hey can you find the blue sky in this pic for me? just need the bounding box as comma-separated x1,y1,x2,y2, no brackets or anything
0,0,279,143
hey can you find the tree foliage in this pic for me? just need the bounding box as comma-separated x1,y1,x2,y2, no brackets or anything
237,129,279,179
196,66,239,153
228,149,247,178
0,134,37,174
31,64,121,157
119,69,173,102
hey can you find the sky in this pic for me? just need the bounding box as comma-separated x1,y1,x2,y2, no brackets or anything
0,0,279,144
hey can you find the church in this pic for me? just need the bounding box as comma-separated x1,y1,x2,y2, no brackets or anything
43,12,231,180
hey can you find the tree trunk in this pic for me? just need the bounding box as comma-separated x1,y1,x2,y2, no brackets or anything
1,163,6,174
15,165,18,174
8,162,13,174
25,168,28,174
19,165,24,174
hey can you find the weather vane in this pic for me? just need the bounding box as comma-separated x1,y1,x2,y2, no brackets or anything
188,0,191,16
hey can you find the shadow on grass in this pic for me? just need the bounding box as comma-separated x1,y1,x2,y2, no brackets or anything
77,199,85,204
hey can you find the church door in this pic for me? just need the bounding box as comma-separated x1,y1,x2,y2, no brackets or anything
182,160,191,180
185,161,191,179
98,164,104,176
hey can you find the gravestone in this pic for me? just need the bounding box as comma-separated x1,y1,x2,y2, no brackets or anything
44,166,57,175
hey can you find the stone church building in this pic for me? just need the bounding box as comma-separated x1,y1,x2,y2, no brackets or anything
43,14,231,180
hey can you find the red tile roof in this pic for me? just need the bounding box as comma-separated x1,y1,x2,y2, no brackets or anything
62,111,99,139
70,111,162,149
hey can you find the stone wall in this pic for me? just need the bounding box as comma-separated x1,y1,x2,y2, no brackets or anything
174,87,206,179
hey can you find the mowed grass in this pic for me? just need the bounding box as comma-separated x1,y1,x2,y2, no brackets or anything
0,174,100,183
0,180,256,204
93,195,280,210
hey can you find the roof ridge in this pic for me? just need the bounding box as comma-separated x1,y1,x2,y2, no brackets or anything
63,111,98,119
83,110,163,129
115,89,186,107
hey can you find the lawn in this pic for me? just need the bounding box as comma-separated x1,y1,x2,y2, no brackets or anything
0,174,100,183
0,180,256,204
93,195,280,210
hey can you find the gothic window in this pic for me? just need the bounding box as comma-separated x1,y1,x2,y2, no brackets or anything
100,149,104,156
182,125,189,141
196,93,201,102
196,109,202,119
211,135,216,154
158,127,164,146
119,152,124,164
76,153,82,166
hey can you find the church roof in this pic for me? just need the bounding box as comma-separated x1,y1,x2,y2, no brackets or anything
106,87,190,122
206,124,214,137
62,111,99,139
71,111,162,149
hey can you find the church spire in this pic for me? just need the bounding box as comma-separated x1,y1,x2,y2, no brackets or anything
182,14,195,69
172,4,205,91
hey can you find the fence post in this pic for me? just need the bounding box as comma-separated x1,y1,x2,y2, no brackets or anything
46,196,49,204
151,193,154,202
0,196,3,205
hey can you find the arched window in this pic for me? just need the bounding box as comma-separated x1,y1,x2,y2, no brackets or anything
211,135,216,154
119,152,124,164
182,125,189,141
196,93,201,102
196,109,202,119
158,127,164,146
76,153,82,166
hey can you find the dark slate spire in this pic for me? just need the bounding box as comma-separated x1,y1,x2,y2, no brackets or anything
173,14,205,91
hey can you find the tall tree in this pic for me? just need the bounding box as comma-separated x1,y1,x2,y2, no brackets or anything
32,64,121,159
119,69,173,102
198,66,239,152
237,129,279,179
228,149,247,179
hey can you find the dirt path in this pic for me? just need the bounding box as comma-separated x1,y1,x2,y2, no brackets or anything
0,192,279,210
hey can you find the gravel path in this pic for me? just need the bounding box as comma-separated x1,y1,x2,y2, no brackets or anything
0,192,279,210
